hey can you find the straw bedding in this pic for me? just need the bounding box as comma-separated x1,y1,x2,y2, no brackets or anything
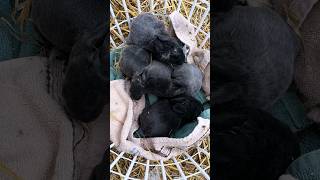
110,0,210,179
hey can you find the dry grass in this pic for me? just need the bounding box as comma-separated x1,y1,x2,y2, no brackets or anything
110,0,210,179
110,136,210,179
110,0,210,49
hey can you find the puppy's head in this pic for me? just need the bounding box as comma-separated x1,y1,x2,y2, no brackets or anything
62,24,107,122
130,73,145,100
170,95,203,122
150,34,185,65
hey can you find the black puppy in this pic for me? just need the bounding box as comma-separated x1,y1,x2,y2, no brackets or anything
171,63,203,97
213,4,300,110
126,13,185,65
31,0,107,122
119,45,151,79
138,95,203,138
213,103,301,180
62,25,107,122
31,0,107,52
130,61,174,100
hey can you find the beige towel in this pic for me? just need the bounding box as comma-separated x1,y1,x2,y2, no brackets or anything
246,0,320,122
0,56,107,180
269,0,320,122
168,11,210,99
110,79,210,161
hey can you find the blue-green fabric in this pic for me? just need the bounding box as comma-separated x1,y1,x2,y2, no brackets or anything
0,0,39,62
287,149,320,180
270,91,313,132
110,49,210,138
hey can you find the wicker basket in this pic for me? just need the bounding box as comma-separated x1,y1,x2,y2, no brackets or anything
110,0,210,179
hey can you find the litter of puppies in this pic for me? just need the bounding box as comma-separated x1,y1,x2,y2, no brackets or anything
120,12,206,138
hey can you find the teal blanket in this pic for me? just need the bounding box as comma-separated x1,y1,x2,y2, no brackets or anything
0,0,39,61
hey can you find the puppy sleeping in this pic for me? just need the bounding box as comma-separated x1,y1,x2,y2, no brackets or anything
31,0,107,122
213,2,300,110
213,103,301,180
119,45,151,79
62,25,107,122
126,13,185,65
138,95,203,137
171,63,203,97
130,61,173,100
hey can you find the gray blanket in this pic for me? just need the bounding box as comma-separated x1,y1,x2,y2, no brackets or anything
0,56,107,180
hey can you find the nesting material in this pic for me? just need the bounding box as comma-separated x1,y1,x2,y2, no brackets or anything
168,12,210,99
110,0,210,49
110,79,209,161
110,0,210,178
110,136,210,180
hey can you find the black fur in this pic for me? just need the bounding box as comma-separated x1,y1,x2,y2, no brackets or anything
31,0,107,52
213,6,300,110
119,45,151,79
171,63,203,97
213,103,301,180
126,13,185,65
130,61,173,100
62,25,107,122
213,0,243,12
138,95,203,137
31,0,107,122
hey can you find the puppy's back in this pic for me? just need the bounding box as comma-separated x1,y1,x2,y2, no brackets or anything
213,6,300,109
31,0,107,51
213,105,300,180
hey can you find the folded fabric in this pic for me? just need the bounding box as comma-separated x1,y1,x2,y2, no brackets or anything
270,90,312,132
168,11,210,99
110,79,210,161
266,0,320,122
286,149,320,180
270,0,318,36
279,174,298,180
0,56,107,180
293,1,320,123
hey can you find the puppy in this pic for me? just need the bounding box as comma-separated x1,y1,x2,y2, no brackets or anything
213,103,301,180
31,0,107,52
126,13,185,65
171,63,203,97
130,61,173,100
213,5,300,110
119,45,151,79
31,0,107,122
138,95,203,137
62,25,107,122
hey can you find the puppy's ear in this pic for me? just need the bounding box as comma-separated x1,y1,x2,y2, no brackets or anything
62,25,107,122
213,82,242,105
156,33,171,42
